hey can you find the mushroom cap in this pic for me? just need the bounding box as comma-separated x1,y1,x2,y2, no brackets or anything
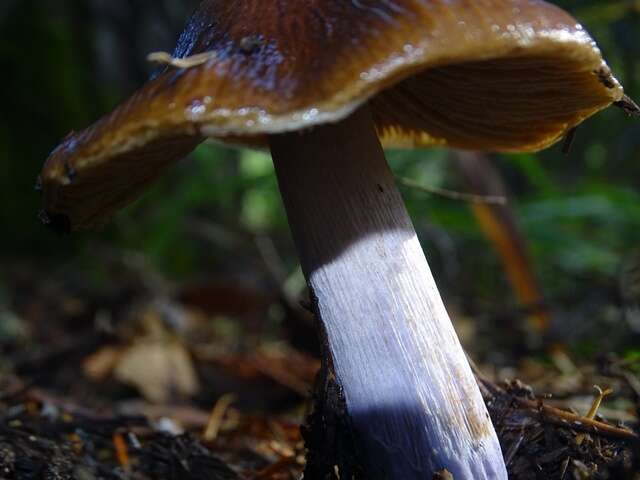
41,0,624,230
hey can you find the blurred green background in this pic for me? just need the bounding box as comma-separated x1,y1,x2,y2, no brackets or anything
1,0,640,360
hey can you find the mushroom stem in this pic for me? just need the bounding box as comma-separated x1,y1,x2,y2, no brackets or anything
270,106,507,479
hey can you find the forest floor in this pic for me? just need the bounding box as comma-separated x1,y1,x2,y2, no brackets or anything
1,260,638,479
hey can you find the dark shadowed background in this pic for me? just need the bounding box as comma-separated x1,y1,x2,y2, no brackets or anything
2,0,640,363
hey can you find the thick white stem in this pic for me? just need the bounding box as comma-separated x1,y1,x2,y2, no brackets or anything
270,106,507,479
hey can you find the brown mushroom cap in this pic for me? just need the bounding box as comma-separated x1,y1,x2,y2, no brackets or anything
41,0,624,230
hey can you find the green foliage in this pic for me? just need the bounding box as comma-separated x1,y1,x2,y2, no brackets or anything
1,0,639,353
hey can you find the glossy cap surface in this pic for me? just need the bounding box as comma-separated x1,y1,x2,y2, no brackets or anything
41,0,624,229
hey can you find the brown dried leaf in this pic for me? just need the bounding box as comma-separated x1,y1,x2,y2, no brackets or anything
114,341,200,403
83,346,125,381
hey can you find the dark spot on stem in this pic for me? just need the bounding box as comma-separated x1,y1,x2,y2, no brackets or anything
377,184,384,193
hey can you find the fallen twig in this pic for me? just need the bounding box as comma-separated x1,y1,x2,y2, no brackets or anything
518,396,637,442
470,362,638,443
203,393,237,442
397,176,507,205
575,386,613,445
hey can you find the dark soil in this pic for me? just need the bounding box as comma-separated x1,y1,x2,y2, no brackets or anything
1,262,638,479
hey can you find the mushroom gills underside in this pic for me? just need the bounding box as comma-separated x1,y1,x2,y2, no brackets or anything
373,54,617,152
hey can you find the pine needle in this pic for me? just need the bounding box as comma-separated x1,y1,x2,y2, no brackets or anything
147,51,216,69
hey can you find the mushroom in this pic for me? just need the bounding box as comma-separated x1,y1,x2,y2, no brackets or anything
39,1,630,478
